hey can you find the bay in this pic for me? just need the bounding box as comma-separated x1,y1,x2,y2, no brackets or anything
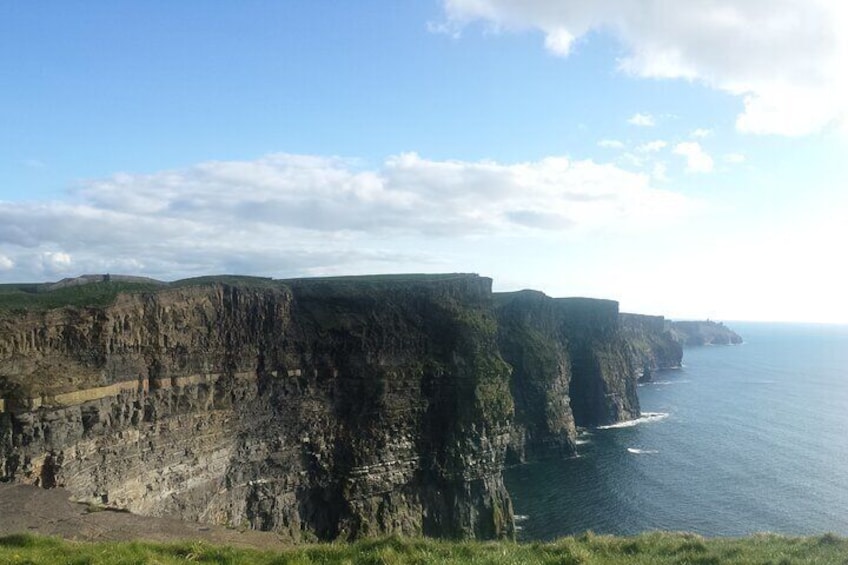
505,322,848,539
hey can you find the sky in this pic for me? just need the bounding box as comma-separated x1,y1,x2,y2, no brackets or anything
1,1,847,323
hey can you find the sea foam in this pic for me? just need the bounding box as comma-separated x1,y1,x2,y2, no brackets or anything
596,412,669,430
627,448,659,454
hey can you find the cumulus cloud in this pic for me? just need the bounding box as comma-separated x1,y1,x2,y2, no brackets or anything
0,255,13,271
628,113,655,127
691,128,712,138
39,252,73,276
0,153,692,281
673,142,715,173
724,153,746,164
440,0,848,135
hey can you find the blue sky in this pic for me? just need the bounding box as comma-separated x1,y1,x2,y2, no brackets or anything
1,1,847,322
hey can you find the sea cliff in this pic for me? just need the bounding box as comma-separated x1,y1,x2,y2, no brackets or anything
669,320,743,346
0,274,683,541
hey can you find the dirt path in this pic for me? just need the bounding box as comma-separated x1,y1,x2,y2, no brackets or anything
0,484,291,550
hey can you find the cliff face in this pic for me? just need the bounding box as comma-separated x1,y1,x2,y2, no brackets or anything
495,292,647,462
494,291,576,463
0,275,513,541
556,298,640,428
619,313,684,380
0,274,681,541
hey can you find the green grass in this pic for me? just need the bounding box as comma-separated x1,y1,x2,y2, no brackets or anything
0,275,288,313
169,275,280,289
1,532,847,564
0,281,162,312
0,274,479,314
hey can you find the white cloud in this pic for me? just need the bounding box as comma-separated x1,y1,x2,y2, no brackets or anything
38,252,72,276
598,139,625,149
544,28,576,56
691,128,712,138
652,162,669,182
724,153,746,164
637,140,667,153
673,142,714,173
441,0,848,136
0,153,693,281
628,113,655,127
0,255,13,271
620,153,643,168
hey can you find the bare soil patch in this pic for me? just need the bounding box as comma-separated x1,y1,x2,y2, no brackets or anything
0,484,290,550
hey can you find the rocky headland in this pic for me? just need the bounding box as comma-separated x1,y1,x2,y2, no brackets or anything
668,320,743,346
0,274,688,542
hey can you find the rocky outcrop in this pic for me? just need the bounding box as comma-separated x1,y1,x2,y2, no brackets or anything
0,273,687,541
669,320,743,346
0,275,513,541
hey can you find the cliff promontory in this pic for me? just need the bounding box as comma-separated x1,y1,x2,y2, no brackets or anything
0,274,684,541
669,320,743,346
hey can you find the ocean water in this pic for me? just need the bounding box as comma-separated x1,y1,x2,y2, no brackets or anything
505,322,848,539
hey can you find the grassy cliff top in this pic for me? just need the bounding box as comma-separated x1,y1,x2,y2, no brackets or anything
1,531,846,564
0,273,483,313
0,280,163,312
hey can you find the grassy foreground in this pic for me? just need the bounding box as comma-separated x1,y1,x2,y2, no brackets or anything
1,532,847,565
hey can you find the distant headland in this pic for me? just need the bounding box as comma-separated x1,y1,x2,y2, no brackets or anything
668,320,743,346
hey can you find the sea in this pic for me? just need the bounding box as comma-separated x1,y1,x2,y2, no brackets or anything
504,322,848,539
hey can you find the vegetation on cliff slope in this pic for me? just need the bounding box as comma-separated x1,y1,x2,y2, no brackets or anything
0,274,470,313
1,532,847,564
0,280,161,312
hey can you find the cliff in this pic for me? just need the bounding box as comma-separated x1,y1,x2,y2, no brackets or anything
669,320,743,346
0,274,680,541
619,313,684,382
495,293,678,462
0,274,513,541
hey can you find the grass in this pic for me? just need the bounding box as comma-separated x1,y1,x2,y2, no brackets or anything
0,281,161,312
0,275,289,313
0,532,847,564
0,274,481,314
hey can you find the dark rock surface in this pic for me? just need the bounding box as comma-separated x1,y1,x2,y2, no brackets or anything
0,273,685,541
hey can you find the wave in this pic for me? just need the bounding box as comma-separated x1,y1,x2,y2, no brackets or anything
646,380,690,385
627,448,659,454
596,412,669,430
514,514,529,522
575,439,591,445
